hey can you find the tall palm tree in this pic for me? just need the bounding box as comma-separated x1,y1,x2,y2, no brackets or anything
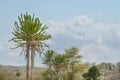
29,15,51,80
10,12,51,80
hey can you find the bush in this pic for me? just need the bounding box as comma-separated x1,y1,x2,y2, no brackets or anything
0,73,8,80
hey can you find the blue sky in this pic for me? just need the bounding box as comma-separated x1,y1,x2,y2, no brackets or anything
0,0,120,66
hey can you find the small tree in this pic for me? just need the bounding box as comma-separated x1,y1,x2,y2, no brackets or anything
42,50,56,80
83,66,100,80
53,54,67,80
16,72,21,80
83,73,91,80
65,47,82,80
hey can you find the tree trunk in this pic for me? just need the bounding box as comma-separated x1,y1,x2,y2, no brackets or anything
26,42,30,80
49,62,52,80
31,43,35,80
59,69,62,80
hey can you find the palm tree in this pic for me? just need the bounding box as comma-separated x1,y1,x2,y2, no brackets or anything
42,50,56,80
29,14,51,80
10,12,51,80
53,54,67,80
64,47,82,80
9,13,31,80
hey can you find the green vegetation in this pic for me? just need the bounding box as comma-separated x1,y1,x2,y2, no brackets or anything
16,72,21,80
0,62,120,80
0,73,8,80
83,66,100,80
9,12,51,80
42,47,87,80
42,50,56,80
0,12,117,80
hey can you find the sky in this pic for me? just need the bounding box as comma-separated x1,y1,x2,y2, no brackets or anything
0,0,120,67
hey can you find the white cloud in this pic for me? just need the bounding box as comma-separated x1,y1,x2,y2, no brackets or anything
70,15,93,26
0,44,25,66
47,21,67,36
46,15,120,63
1,15,120,66
80,44,118,63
